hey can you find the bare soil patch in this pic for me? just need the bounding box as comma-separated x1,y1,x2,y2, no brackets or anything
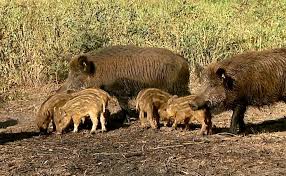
0,85,286,176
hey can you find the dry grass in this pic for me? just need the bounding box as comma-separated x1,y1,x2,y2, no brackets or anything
1,0,286,100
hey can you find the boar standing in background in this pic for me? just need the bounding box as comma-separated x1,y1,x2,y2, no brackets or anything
135,88,172,128
57,45,190,119
190,48,286,134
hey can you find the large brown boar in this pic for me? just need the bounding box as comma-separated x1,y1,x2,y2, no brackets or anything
190,48,286,134
55,93,106,134
159,95,212,135
135,88,172,128
36,93,73,133
57,45,190,116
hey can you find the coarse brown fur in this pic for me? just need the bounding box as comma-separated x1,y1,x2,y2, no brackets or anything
135,88,172,129
191,48,286,134
160,95,212,135
57,45,190,112
55,93,106,134
36,93,73,133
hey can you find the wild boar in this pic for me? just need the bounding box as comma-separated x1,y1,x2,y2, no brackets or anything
57,45,190,117
55,93,106,134
70,88,111,110
190,48,286,134
36,93,73,133
159,95,212,135
135,88,172,128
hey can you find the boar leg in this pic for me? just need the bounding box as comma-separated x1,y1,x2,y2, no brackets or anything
172,119,178,129
118,98,132,123
52,120,56,132
99,112,107,132
73,116,81,133
203,110,213,135
162,120,168,127
147,106,158,129
139,110,147,128
81,117,85,124
198,123,207,135
198,118,212,135
230,105,246,134
205,117,213,135
90,112,99,134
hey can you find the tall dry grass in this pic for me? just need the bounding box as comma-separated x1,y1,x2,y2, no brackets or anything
0,0,286,100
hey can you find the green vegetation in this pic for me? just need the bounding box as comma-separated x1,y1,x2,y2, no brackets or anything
1,0,286,97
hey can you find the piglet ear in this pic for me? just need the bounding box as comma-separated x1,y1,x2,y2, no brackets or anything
78,55,96,75
63,53,73,62
167,95,178,104
193,62,204,78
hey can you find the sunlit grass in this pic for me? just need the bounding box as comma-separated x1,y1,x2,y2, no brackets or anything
0,0,286,99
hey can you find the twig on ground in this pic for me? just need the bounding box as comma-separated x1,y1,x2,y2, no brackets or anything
214,132,240,137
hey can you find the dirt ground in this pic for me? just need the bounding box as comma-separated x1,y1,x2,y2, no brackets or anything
0,85,286,176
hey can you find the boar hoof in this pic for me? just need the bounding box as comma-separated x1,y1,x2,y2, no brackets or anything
229,127,240,134
141,124,149,129
150,124,158,129
90,130,96,134
55,131,63,135
207,129,213,135
101,128,107,133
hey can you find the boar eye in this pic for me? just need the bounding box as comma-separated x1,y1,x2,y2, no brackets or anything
223,76,235,90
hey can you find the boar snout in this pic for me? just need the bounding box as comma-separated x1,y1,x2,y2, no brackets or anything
189,98,210,110
56,84,67,93
189,102,199,110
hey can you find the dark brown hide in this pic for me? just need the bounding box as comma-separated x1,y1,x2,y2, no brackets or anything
191,48,286,134
58,45,190,112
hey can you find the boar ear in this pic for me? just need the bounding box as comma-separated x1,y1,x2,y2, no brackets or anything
216,68,235,90
78,55,96,75
216,68,226,79
63,53,73,62
193,62,204,78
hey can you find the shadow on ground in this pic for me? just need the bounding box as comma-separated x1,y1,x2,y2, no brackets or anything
212,116,286,135
245,116,286,134
61,110,131,133
0,119,18,129
0,131,40,145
